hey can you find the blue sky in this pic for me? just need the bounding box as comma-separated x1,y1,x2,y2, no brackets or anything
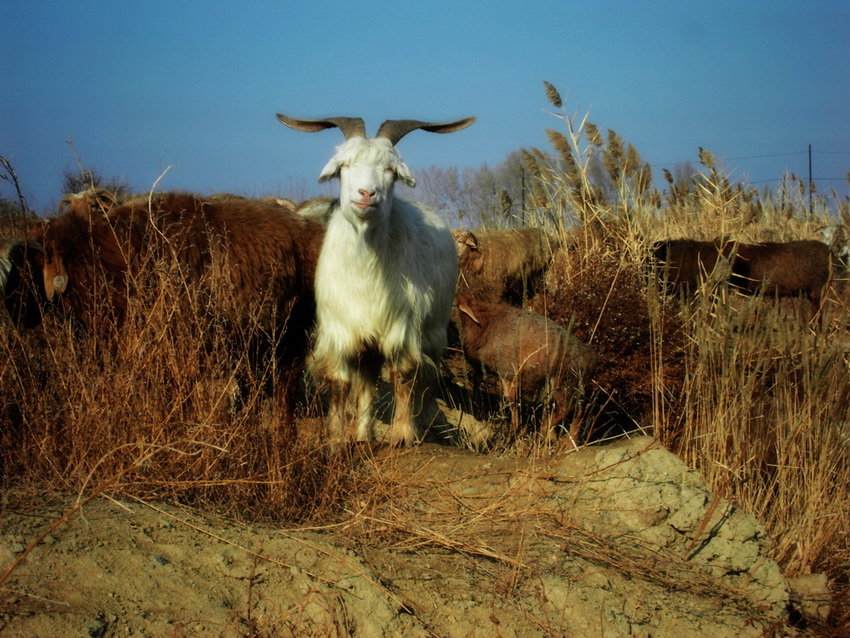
2,0,848,213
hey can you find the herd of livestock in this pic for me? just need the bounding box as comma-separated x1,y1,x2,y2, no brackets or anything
1,114,847,447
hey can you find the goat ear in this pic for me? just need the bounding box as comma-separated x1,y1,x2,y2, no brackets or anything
394,161,416,187
317,156,342,183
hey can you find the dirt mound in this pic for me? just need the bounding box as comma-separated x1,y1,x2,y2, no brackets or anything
0,437,807,636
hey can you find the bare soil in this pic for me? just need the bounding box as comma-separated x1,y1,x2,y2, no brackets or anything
0,436,822,637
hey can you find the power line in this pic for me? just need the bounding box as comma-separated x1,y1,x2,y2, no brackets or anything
747,177,847,184
651,148,850,168
725,151,807,161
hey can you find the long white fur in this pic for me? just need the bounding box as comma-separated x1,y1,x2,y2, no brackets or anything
310,135,458,446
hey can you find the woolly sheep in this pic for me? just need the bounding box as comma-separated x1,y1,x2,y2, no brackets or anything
453,227,558,306
652,238,727,294
654,237,834,319
727,239,833,318
453,294,597,442
0,193,324,432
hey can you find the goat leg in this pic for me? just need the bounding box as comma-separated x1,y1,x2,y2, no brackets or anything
352,370,379,442
326,379,351,449
387,368,417,447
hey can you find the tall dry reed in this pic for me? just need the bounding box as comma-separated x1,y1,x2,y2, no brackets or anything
529,81,850,625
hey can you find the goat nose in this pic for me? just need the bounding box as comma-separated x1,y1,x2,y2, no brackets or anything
358,188,375,199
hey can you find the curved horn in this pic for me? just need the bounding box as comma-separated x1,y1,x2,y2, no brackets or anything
276,114,366,140
376,117,476,146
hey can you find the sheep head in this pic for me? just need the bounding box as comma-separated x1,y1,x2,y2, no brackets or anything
59,188,119,217
28,219,75,302
820,224,850,268
277,114,474,228
0,239,49,328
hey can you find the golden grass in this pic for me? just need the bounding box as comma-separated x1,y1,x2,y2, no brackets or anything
521,84,850,630
0,244,353,525
0,86,848,631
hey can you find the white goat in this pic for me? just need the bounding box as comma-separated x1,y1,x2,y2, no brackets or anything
277,114,475,447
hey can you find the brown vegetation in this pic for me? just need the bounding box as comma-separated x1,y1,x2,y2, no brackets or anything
0,85,848,633
2,192,325,436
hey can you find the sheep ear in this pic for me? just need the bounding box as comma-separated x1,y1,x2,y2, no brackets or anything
43,257,69,300
457,301,480,325
376,117,476,146
276,114,366,140
460,230,478,250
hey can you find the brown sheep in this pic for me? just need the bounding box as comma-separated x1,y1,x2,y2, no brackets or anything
453,227,558,306
453,294,598,442
0,192,325,433
58,187,120,217
727,239,833,318
651,238,726,294
654,237,833,319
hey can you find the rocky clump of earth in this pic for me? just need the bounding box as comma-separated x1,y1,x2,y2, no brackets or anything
0,436,828,636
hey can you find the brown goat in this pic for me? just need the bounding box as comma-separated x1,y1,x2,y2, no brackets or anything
1,192,325,432
454,227,558,306
453,294,597,442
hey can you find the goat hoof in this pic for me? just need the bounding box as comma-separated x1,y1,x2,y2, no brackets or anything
387,432,416,448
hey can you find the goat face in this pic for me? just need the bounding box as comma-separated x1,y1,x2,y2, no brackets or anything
319,137,414,228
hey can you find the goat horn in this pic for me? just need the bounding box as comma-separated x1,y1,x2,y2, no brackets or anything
276,114,366,140
376,117,476,146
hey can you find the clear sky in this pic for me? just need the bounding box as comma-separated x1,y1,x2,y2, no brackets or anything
2,0,848,214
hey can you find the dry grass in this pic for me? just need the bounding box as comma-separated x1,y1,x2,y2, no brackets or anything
521,83,850,630
0,231,352,525
0,87,849,633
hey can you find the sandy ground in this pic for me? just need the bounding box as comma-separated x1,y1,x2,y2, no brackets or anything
0,437,821,637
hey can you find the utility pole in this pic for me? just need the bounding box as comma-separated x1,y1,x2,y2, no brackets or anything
808,144,813,218
521,168,526,225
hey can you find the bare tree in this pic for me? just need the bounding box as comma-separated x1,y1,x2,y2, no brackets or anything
61,167,132,198
0,155,30,217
